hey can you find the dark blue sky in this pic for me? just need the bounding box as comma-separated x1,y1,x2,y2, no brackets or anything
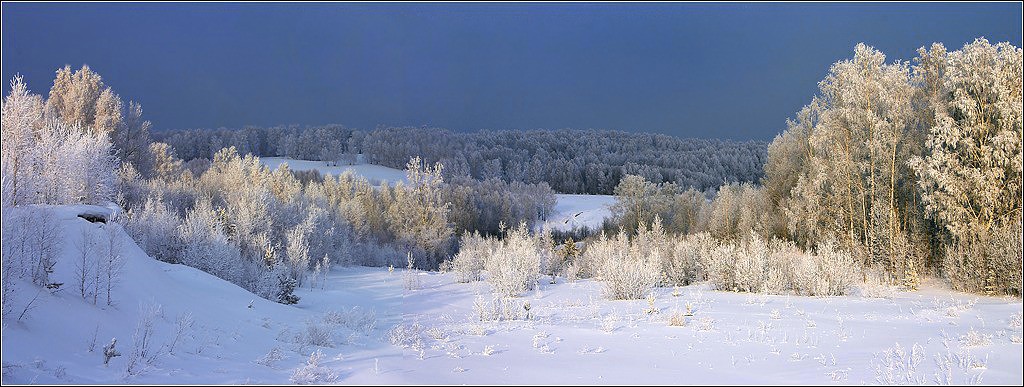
2,3,1021,140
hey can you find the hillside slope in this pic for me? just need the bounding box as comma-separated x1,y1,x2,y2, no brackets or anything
1,205,367,383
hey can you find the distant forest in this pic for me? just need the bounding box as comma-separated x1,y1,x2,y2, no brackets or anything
154,126,768,195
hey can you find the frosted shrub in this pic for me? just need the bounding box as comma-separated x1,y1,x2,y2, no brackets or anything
447,231,489,283
667,310,687,327
599,251,660,300
705,233,860,296
563,259,582,282
587,232,661,300
960,327,992,347
706,243,741,292
322,307,377,334
706,233,780,293
255,347,284,368
102,338,121,366
484,223,541,297
168,312,194,354
386,322,425,349
124,304,164,378
472,295,531,322
808,239,859,296
402,253,420,291
290,349,339,384
295,321,334,348
788,249,818,295
664,233,715,286
123,196,182,264
763,239,800,294
177,198,244,284
871,342,926,384
853,266,899,299
734,233,770,293
943,221,1023,296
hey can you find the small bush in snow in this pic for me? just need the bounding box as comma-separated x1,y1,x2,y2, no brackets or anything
446,231,490,283
664,232,716,286
871,342,926,384
667,311,687,327
322,307,377,334
386,322,426,349
290,349,339,384
472,295,531,322
484,223,542,297
960,327,993,347
296,321,335,348
102,338,121,366
481,345,496,356
168,312,195,354
124,304,165,378
402,253,420,291
255,347,284,368
695,317,716,332
704,232,860,296
804,239,859,296
586,231,660,300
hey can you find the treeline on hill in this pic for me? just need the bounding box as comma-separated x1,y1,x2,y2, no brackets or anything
585,39,1021,297
154,126,768,195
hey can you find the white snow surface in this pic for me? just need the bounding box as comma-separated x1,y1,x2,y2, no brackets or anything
542,194,616,232
259,157,409,185
3,205,1022,384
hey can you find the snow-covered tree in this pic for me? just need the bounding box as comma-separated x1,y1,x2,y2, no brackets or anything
909,38,1023,294
100,223,125,306
124,195,183,263
45,65,104,128
177,197,243,284
2,71,121,207
484,223,542,297
388,157,454,268
1,75,44,206
117,101,153,174
767,43,922,283
93,88,122,137
148,142,184,182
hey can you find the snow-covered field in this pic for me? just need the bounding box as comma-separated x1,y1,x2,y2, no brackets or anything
3,205,1022,384
543,194,616,232
260,157,408,185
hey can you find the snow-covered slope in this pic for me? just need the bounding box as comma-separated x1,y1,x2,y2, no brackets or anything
542,194,616,232
260,157,408,185
4,205,1021,384
1,205,379,384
